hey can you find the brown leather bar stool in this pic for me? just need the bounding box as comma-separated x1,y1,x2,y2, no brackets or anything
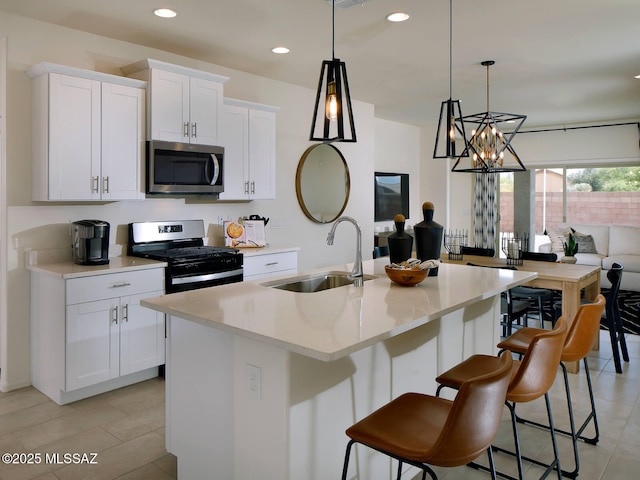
497,294,606,479
435,317,568,480
340,353,513,480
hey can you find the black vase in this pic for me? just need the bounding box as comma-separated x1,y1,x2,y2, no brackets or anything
414,202,443,276
387,214,413,264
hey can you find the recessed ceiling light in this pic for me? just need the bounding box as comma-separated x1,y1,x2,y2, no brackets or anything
272,47,290,54
154,8,177,18
386,12,410,22
635,74,640,79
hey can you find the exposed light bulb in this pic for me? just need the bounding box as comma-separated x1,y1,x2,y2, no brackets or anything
326,80,338,121
449,117,455,140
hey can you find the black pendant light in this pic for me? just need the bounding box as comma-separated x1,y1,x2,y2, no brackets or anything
309,0,357,143
452,60,527,173
433,0,468,159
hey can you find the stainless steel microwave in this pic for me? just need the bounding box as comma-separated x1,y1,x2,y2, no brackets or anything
146,140,224,195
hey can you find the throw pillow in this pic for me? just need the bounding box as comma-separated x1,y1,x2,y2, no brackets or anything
571,231,598,254
546,227,571,254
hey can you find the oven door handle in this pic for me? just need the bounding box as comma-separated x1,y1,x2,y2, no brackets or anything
171,268,243,286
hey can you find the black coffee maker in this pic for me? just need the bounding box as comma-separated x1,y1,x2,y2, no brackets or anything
71,220,110,265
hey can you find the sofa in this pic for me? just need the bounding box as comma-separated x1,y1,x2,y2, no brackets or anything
539,223,640,292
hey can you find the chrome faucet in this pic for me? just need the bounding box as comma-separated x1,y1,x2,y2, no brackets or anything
327,216,363,287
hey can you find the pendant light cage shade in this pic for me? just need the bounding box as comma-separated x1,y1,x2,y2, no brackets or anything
433,99,469,158
452,60,527,173
310,58,357,143
452,111,527,172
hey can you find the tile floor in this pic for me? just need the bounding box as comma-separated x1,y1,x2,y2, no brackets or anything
0,331,638,480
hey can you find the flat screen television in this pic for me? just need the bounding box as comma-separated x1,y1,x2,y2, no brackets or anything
374,172,409,222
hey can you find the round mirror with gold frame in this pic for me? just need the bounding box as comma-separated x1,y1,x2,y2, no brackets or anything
295,144,350,224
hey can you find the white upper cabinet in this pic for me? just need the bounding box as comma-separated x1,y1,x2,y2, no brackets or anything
219,98,278,200
28,63,145,202
122,59,228,145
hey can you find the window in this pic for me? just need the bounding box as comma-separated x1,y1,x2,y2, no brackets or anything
499,166,640,253
536,167,640,233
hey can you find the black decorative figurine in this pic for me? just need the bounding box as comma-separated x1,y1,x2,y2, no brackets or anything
414,202,443,276
387,214,413,264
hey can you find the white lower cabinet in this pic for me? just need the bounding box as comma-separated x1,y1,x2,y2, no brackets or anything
31,267,165,404
243,250,298,281
66,291,164,391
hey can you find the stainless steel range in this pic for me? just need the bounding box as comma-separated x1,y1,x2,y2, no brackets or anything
128,220,243,293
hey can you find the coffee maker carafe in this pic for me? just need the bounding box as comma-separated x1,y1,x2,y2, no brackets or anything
71,220,110,265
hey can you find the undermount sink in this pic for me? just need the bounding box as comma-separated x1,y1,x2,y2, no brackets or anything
262,271,376,293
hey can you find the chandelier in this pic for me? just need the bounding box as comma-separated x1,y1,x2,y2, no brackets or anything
452,60,526,173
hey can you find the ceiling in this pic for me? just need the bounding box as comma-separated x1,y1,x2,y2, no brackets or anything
1,0,639,129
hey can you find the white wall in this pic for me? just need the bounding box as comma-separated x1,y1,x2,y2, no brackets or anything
373,119,421,232
0,11,378,391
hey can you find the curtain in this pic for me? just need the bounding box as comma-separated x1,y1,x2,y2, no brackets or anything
473,172,498,249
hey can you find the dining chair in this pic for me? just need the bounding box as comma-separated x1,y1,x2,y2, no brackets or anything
373,245,390,259
602,263,628,373
436,317,568,480
340,353,513,480
461,246,495,257
497,295,606,478
467,262,529,337
510,251,558,328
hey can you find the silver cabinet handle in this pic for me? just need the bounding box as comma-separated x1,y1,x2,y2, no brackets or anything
192,122,197,138
110,282,132,288
92,176,99,193
184,122,189,137
244,181,250,194
122,304,128,323
265,262,278,266
251,181,255,194
112,306,118,324
102,176,109,194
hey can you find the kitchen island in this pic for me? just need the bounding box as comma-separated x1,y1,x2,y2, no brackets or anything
141,258,536,479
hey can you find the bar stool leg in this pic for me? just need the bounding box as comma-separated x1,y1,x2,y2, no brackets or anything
544,392,563,479
341,440,355,480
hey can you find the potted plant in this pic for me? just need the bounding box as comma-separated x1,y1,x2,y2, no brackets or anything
562,233,579,263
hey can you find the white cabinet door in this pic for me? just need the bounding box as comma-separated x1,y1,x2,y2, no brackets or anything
248,108,276,200
150,68,189,142
219,103,249,200
120,291,165,375
29,64,146,202
101,83,145,200
189,77,223,146
149,68,190,143
219,99,277,200
149,69,223,145
49,72,101,201
66,298,119,391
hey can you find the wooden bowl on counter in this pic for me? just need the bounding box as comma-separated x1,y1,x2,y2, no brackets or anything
384,265,429,286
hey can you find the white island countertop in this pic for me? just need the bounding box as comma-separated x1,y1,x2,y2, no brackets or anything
142,258,536,362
